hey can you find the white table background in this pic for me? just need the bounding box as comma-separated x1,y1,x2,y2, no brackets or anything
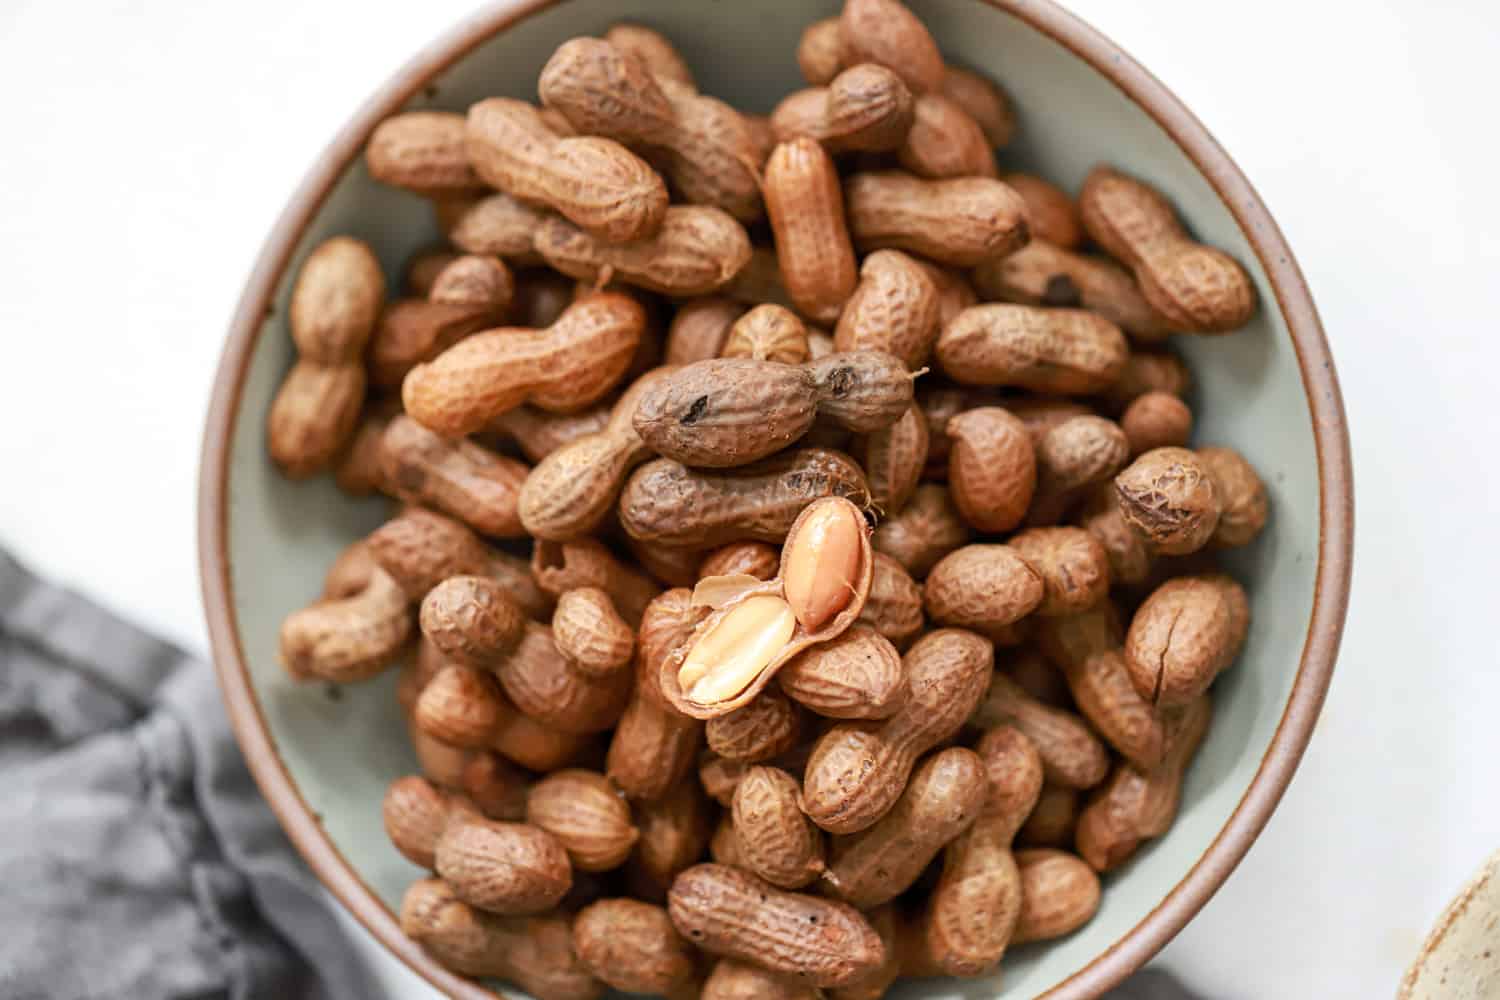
2,1,1497,996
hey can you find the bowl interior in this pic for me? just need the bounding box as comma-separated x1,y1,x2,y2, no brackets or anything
219,1,1322,996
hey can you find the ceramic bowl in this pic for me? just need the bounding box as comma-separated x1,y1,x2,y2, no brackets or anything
199,1,1354,996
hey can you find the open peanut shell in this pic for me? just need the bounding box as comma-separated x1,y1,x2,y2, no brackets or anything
658,497,874,720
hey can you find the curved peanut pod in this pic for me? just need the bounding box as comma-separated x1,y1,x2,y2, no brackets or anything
534,206,753,297
380,415,528,538
619,448,871,549
402,294,645,436
518,366,678,541
279,568,411,682
846,171,1030,267
937,304,1129,394
801,629,994,834
657,498,874,720
667,864,885,988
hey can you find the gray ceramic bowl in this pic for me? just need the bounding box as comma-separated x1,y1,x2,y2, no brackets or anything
199,1,1354,996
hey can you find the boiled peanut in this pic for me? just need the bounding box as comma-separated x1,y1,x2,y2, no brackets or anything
973,238,1173,347
490,700,594,772
1114,446,1220,555
382,775,477,869
417,574,526,667
1122,390,1193,455
267,360,367,478
403,293,645,436
1006,395,1096,445
897,92,997,179
629,781,713,901
366,298,496,389
1018,784,1081,848
834,250,942,368
1030,414,1131,524
1076,694,1212,871
947,406,1036,533
366,111,483,197
856,554,924,649
871,483,972,578
289,236,387,365
921,725,1043,976
1003,174,1082,248
938,304,1129,395
435,815,573,915
732,765,825,888
466,97,667,243
764,138,859,324
1012,848,1101,943
824,746,987,908
1078,482,1155,586
969,673,1109,789
828,904,900,1000
706,688,806,763
1197,445,1269,548
438,191,548,265
535,207,753,297
409,718,473,789
619,448,870,549
1080,165,1256,333
1010,526,1111,616
720,304,810,365
414,664,507,748
495,622,631,734
846,171,1029,266
699,541,780,581
462,752,531,822
941,65,1014,148
771,64,914,153
279,566,411,683
666,297,745,363
539,38,762,221
924,544,1044,633
518,366,676,540
488,402,612,462
607,590,705,801
802,628,993,834
1125,573,1248,706
527,769,639,871
778,625,906,719
859,401,929,515
604,23,696,87
667,864,885,988
573,897,699,996
380,417,527,537
1101,348,1193,412
797,18,844,85
530,538,660,626
552,587,635,676
399,880,603,999
839,0,945,94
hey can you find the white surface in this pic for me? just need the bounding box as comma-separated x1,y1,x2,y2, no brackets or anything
0,1,1496,997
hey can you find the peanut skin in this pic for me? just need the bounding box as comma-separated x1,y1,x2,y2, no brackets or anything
802,628,994,834
667,864,885,988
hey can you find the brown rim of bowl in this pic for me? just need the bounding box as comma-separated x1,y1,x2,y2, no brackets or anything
198,1,1354,996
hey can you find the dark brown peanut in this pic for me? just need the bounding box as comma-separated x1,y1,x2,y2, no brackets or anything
414,664,507,748
1009,526,1111,617
1019,784,1081,848
860,401,929,516
706,688,806,763
667,864,885,988
619,448,870,549
531,538,660,626
699,541,780,581
938,304,1129,395
1122,390,1193,455
1114,446,1220,555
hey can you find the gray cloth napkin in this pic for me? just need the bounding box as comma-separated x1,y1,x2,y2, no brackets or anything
0,545,1196,1000
0,548,376,1000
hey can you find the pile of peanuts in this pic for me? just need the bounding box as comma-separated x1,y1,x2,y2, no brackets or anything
267,1,1269,996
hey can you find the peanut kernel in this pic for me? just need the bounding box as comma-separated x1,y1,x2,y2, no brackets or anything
782,499,863,630
678,595,796,704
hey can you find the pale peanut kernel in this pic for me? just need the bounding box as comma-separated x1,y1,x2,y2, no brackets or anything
678,595,796,703
782,500,863,630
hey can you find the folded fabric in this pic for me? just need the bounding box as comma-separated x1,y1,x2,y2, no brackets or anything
0,547,376,1000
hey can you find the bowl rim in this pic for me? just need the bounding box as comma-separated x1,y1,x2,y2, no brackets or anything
198,1,1354,996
